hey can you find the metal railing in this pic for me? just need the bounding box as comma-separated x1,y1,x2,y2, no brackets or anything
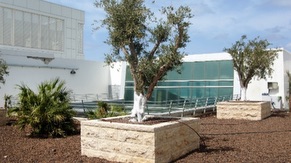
70,94,240,117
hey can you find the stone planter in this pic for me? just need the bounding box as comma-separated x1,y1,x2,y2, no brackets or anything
216,101,271,120
81,116,200,163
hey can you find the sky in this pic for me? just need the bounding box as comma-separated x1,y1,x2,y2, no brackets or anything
46,0,291,61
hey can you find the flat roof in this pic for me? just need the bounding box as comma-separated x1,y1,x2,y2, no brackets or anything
183,52,232,62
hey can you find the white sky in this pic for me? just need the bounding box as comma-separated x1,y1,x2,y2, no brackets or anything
46,0,291,61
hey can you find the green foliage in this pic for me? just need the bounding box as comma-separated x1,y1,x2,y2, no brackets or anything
86,102,126,119
9,78,76,138
4,94,12,111
224,35,279,89
86,101,109,119
108,104,127,117
0,58,9,87
94,0,192,99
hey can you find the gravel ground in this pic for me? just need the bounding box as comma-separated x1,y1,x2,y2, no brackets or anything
0,111,291,163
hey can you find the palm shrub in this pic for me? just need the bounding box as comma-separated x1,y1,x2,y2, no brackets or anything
86,101,126,119
108,105,127,117
9,78,76,137
86,101,109,119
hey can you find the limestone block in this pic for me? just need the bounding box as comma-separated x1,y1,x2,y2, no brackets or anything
81,116,200,163
216,101,271,120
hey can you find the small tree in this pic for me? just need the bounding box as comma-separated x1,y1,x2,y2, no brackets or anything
224,35,279,101
0,58,9,86
95,0,192,122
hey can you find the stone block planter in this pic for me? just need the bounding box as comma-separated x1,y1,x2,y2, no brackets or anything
81,116,200,163
216,101,271,120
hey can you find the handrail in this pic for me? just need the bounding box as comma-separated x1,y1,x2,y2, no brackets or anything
8,94,239,117
69,94,240,117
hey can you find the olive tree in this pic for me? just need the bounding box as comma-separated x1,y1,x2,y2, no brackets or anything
224,35,279,101
94,0,192,122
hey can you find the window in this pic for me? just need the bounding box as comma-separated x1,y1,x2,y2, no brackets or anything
180,62,193,80
124,61,234,101
0,6,64,51
41,15,49,49
56,19,64,51
78,23,83,53
49,17,57,50
220,61,233,79
3,8,13,45
14,10,24,46
24,12,32,47
0,7,3,44
31,14,40,48
193,62,204,80
205,61,219,79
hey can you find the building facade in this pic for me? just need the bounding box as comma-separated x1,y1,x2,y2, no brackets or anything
124,53,234,102
0,0,290,111
0,0,84,59
121,50,291,110
243,49,291,109
0,0,112,107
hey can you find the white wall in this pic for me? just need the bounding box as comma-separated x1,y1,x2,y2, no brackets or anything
233,71,241,96
0,54,110,107
242,50,291,109
108,62,127,99
246,50,283,100
0,0,128,107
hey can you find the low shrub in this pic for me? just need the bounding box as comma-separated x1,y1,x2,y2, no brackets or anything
9,78,76,138
86,102,126,119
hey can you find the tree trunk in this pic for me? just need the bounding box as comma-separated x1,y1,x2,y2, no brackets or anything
241,87,247,101
289,95,291,112
130,91,147,122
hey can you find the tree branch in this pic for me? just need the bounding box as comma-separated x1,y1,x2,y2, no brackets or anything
174,24,184,50
148,40,162,60
146,64,168,99
121,46,130,58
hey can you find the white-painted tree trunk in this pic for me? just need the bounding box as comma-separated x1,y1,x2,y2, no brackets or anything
241,87,247,101
130,91,147,122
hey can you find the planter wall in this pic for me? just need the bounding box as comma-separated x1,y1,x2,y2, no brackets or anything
81,116,200,163
216,101,271,120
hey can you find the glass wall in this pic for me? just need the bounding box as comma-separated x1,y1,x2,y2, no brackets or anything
124,60,234,101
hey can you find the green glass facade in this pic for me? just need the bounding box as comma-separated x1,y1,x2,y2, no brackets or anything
124,60,234,101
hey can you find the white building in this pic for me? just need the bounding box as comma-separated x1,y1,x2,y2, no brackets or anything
0,0,290,111
0,0,117,107
184,50,291,110
244,49,291,109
